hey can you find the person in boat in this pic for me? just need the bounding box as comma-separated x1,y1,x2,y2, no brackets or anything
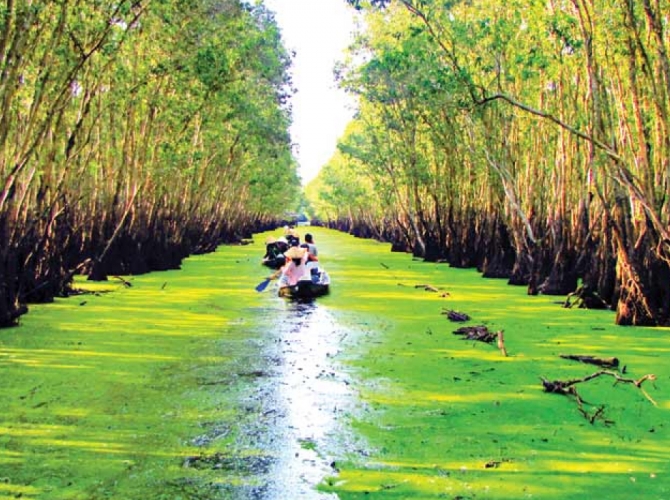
285,225,300,247
278,246,310,293
263,236,277,257
300,243,318,262
276,236,289,254
262,236,287,268
304,233,318,257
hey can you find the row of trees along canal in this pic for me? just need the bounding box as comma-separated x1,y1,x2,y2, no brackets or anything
0,1,303,327
306,0,670,326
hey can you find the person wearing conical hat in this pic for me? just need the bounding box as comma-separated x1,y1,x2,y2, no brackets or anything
261,236,279,264
276,236,289,253
285,226,300,247
288,237,300,247
278,246,308,291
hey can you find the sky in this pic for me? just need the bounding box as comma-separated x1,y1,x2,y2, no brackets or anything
263,0,359,185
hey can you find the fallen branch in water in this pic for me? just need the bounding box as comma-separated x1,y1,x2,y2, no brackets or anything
442,309,470,322
112,275,132,287
453,325,496,342
415,283,439,292
560,354,619,369
541,370,657,424
497,330,508,357
452,325,508,356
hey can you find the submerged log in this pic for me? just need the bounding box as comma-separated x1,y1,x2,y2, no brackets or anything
442,309,470,322
560,354,619,369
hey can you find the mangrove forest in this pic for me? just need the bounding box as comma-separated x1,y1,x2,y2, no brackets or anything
0,0,300,327
2,0,670,327
310,0,670,327
2,1,670,498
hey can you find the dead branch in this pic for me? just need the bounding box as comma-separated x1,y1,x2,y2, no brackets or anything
415,283,439,292
541,369,657,424
497,330,508,357
453,325,508,356
453,325,497,342
112,275,132,287
560,354,619,369
441,309,470,322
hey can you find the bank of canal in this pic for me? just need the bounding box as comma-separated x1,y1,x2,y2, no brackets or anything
1,227,670,499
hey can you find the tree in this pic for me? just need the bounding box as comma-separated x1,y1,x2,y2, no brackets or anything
0,0,300,326
328,0,670,325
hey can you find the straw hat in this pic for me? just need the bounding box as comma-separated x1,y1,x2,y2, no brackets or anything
284,246,305,260
265,236,276,244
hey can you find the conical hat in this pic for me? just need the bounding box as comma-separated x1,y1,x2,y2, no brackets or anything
284,247,305,260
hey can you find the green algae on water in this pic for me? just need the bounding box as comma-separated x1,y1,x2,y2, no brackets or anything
0,244,287,499
314,229,670,500
2,228,670,500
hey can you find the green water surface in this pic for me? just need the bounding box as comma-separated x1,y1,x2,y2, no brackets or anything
1,228,669,499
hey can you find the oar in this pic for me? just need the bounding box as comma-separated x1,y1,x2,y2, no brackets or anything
255,277,272,292
255,270,281,292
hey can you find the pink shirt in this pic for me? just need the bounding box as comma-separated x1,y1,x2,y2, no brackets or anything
281,255,308,286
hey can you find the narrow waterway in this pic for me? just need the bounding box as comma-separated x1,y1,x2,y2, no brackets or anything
258,301,348,498
0,228,375,500
224,296,362,499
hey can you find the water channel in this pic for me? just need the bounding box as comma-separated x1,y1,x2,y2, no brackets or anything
208,294,366,499
3,228,668,499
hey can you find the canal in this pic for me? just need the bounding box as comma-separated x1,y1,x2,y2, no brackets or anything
1,227,669,499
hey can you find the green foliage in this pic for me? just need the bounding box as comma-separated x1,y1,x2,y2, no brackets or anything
306,142,379,221
0,0,299,232
322,0,667,253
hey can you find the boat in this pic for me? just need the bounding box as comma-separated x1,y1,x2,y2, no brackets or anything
278,265,330,300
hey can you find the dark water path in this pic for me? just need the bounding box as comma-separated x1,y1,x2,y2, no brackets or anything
236,300,356,498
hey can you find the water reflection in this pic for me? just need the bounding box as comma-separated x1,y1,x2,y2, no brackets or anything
259,299,352,499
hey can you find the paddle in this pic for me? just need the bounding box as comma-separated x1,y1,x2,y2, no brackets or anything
255,270,281,292
255,277,272,292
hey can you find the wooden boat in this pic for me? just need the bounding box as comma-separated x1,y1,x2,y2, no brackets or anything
278,266,330,300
